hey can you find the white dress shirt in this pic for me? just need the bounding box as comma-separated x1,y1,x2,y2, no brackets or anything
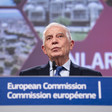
49,59,71,77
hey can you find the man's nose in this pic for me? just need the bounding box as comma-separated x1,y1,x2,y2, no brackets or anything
52,37,58,44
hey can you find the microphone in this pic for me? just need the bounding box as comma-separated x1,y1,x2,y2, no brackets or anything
52,61,56,70
52,61,56,76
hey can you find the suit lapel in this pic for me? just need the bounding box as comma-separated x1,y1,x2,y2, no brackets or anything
38,63,49,76
70,62,81,76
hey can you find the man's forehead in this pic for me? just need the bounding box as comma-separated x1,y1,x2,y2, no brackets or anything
45,26,66,35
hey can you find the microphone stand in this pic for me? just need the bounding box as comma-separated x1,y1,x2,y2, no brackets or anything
52,61,56,76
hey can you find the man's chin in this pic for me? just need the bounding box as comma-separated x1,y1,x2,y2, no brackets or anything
51,54,63,59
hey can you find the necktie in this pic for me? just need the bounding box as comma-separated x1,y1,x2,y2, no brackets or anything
55,66,64,76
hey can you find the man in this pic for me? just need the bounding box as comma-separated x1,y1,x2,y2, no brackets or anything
20,23,102,76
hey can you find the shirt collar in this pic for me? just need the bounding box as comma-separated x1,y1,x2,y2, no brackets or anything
63,59,70,71
49,59,71,71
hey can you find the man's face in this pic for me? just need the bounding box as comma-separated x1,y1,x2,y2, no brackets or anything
42,25,74,60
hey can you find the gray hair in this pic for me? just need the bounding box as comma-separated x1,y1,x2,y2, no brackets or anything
42,22,72,45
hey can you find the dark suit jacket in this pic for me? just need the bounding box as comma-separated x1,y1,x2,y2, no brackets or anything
19,62,102,76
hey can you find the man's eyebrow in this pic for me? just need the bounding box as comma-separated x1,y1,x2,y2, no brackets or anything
46,35,52,38
45,33,64,39
56,32,65,36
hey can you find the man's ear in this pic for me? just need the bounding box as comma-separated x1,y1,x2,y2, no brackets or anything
42,45,47,54
70,40,74,50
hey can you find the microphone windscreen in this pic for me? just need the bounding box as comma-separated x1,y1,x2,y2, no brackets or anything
52,61,56,70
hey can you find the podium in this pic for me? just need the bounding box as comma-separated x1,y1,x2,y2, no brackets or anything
0,77,112,105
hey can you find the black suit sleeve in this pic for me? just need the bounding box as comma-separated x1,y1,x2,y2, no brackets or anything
19,67,39,76
80,67,102,76
70,62,102,76
19,63,50,76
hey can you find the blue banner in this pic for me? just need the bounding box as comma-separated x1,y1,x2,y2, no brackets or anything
0,77,112,105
